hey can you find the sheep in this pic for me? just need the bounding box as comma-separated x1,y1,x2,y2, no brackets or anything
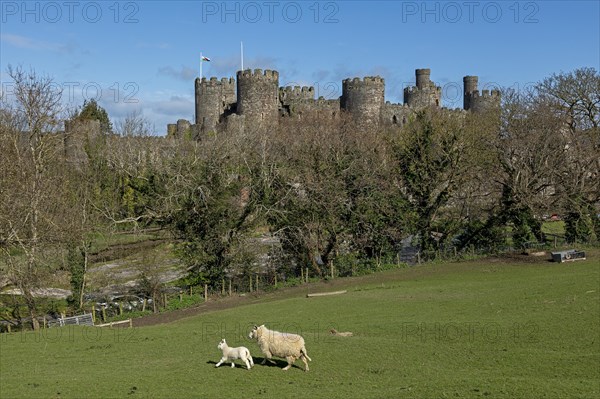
215,338,254,370
248,324,312,371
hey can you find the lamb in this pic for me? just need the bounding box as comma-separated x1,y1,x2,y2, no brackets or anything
248,324,312,371
215,339,254,370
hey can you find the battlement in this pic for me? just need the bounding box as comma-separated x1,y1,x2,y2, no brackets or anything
237,68,279,80
279,85,315,101
469,89,501,98
198,76,235,85
196,77,236,91
343,76,385,86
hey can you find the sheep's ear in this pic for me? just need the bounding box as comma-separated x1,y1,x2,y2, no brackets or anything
253,325,257,330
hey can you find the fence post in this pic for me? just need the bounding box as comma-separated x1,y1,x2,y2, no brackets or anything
417,252,421,264
91,306,96,323
274,273,277,287
7,324,11,334
204,284,208,302
249,275,253,292
142,299,147,312
179,293,183,302
119,302,123,316
222,278,225,295
190,286,193,296
256,274,259,292
163,293,168,308
330,261,334,279
305,268,309,283
301,267,304,283
228,279,232,296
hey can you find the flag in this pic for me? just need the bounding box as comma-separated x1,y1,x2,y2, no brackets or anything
201,56,211,62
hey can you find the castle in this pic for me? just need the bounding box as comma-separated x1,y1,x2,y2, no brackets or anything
167,68,501,138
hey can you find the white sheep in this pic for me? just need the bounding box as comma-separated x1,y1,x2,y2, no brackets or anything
248,324,312,371
215,338,254,370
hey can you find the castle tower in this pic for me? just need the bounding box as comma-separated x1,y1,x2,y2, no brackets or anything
236,69,279,132
64,119,102,166
463,75,478,110
195,77,236,133
463,75,500,112
404,68,441,108
416,68,431,89
341,76,385,127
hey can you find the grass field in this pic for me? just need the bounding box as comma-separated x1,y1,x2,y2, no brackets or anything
1,254,598,398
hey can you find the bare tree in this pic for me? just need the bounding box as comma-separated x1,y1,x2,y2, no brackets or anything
0,66,65,329
536,68,600,242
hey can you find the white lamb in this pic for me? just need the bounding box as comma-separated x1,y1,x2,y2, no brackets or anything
215,338,254,370
248,324,312,371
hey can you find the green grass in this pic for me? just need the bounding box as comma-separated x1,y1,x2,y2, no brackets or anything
1,256,598,398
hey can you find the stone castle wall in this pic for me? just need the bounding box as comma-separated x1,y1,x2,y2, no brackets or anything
182,67,499,137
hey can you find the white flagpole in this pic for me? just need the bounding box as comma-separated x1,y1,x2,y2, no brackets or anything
241,42,244,71
200,52,203,79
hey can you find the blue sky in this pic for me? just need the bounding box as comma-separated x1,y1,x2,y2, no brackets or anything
1,0,599,134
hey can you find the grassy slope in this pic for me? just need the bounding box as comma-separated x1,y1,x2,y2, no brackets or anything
1,256,598,399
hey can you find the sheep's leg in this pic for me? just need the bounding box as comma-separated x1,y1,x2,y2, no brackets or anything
261,351,276,365
230,362,235,368
282,356,295,371
301,355,310,372
215,357,225,368
244,358,252,370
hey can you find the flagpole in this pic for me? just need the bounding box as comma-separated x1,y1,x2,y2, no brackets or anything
240,42,244,71
200,51,203,80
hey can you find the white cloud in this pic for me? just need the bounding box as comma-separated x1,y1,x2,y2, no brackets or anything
0,33,78,54
157,65,197,81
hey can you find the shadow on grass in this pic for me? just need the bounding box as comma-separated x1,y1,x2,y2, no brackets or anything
206,357,303,370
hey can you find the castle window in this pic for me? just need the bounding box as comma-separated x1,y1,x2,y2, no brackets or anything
392,115,398,124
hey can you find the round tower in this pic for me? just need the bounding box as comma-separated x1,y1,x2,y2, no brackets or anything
236,69,279,132
341,76,385,127
463,75,479,110
195,77,225,132
416,68,431,89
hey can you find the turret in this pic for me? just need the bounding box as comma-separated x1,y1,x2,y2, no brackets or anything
463,76,479,110
463,75,500,112
404,68,441,108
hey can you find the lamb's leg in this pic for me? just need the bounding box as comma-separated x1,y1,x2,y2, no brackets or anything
215,357,225,368
244,358,251,370
230,362,235,368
